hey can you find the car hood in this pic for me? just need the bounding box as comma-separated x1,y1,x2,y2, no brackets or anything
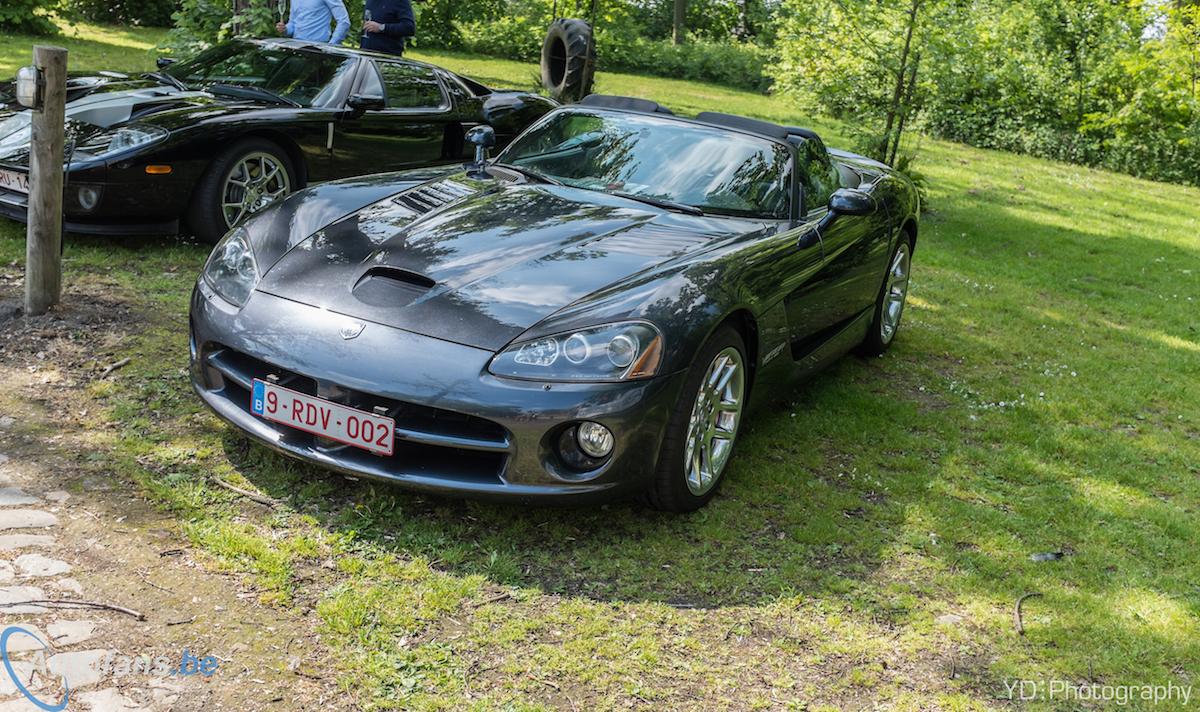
0,79,278,165
257,176,743,351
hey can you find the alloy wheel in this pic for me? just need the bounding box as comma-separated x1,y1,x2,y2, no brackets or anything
881,242,911,343
684,346,745,496
221,152,290,228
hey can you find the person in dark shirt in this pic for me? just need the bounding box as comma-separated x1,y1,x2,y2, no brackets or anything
360,0,415,56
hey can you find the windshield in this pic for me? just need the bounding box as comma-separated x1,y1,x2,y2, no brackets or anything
165,42,356,108
497,110,793,218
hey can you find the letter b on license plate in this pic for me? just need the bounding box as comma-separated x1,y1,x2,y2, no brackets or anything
251,379,395,456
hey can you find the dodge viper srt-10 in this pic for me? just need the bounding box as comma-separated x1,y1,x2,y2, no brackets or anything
189,94,919,511
0,39,556,242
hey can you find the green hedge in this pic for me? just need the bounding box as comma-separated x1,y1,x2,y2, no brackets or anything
449,19,774,93
1,0,58,35
60,0,177,26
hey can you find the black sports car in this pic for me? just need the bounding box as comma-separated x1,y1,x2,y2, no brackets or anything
0,39,556,242
189,95,919,511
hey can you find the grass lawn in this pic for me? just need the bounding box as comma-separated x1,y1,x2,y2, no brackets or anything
3,24,1200,710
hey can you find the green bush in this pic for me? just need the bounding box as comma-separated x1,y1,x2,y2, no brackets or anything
160,0,277,56
1,0,58,35
61,0,177,27
451,20,773,92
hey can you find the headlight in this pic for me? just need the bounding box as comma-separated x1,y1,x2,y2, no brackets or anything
202,227,258,307
489,321,663,382
73,124,168,160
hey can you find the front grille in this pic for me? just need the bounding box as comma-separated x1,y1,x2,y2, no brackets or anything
202,344,510,484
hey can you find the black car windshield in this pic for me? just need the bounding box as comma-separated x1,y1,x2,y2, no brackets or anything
497,110,792,218
164,42,356,108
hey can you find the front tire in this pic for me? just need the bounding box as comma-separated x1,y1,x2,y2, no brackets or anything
187,138,296,244
646,326,748,512
859,237,913,356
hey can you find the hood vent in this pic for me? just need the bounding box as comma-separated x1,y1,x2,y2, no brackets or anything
597,224,714,257
352,266,437,307
393,179,474,214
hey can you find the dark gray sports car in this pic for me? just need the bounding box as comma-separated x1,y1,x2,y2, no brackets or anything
189,95,919,511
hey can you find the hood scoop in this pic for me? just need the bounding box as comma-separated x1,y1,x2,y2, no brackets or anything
393,179,475,214
351,265,437,307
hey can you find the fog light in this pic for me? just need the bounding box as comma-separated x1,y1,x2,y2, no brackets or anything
77,185,100,211
576,421,614,458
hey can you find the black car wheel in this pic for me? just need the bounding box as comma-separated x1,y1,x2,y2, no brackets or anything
859,236,913,356
646,325,747,512
188,138,296,244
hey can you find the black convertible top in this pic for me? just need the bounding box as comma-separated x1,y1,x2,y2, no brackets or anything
577,94,823,148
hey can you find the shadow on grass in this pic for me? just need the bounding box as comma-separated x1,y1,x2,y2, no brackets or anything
209,196,1200,690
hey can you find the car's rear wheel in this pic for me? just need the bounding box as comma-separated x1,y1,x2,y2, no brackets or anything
188,138,296,244
859,236,913,356
646,326,747,512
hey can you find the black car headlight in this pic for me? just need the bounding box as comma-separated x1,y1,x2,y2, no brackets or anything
73,124,168,161
489,321,663,382
202,227,259,307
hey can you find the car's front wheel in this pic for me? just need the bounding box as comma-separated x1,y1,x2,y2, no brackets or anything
188,138,296,244
646,325,747,512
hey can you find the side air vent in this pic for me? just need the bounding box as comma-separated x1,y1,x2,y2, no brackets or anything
352,266,436,307
393,179,474,214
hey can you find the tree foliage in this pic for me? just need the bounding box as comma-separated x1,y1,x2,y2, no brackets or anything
0,0,58,35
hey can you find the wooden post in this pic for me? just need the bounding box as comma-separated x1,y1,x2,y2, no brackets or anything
24,45,67,317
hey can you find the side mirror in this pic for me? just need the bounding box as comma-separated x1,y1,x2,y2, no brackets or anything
347,94,386,112
829,188,875,216
465,125,496,176
156,57,177,69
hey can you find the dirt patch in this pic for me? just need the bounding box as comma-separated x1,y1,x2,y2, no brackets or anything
0,279,352,711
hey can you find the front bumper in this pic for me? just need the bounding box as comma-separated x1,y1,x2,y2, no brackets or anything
0,159,200,236
189,284,687,504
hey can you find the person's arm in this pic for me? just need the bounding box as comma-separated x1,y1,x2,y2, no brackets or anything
327,0,351,44
382,0,415,36
285,15,295,36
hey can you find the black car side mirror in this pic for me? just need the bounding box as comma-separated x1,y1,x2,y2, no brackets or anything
156,57,176,69
465,125,496,177
347,94,386,112
829,188,875,216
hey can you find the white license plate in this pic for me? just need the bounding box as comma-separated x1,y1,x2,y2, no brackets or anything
0,169,29,194
251,379,395,456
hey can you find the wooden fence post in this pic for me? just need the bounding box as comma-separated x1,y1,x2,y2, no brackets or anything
24,45,68,317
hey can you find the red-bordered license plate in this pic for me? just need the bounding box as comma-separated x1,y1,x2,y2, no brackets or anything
251,379,395,456
0,168,29,194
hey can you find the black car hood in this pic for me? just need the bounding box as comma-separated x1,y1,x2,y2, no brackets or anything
257,178,740,351
0,79,283,166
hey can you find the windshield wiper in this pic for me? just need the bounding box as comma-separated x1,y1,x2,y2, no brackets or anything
610,190,704,216
492,162,562,186
207,83,300,107
141,71,188,91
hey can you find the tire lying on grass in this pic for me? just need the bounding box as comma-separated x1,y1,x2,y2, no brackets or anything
541,19,596,103
187,138,297,244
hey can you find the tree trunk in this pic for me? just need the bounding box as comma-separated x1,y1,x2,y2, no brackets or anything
878,0,920,162
888,52,921,167
673,0,688,45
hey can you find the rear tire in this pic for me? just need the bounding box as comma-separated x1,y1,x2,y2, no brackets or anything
645,326,748,512
859,236,913,356
541,19,596,103
187,138,296,244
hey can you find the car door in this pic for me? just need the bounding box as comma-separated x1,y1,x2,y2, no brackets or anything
784,140,887,348
332,59,454,175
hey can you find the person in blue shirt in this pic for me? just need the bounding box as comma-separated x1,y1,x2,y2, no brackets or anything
276,0,351,45
360,0,415,56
